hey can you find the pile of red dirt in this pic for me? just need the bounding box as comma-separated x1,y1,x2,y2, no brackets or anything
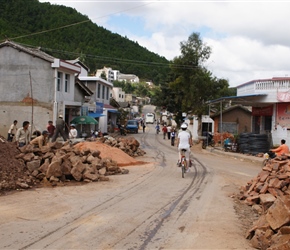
0,141,28,191
73,141,146,166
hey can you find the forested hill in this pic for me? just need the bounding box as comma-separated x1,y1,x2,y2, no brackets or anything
0,0,170,84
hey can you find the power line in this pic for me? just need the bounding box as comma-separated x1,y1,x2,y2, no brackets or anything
10,2,154,41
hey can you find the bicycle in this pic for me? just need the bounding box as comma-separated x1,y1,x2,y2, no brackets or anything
179,149,188,178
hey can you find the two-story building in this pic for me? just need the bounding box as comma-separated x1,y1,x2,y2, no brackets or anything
0,40,91,136
209,77,290,145
75,62,118,133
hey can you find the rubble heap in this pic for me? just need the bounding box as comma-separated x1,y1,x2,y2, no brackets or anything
93,136,146,157
239,156,290,249
0,141,129,192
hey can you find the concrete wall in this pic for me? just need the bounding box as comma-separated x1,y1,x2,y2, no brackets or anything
0,103,52,137
0,46,54,103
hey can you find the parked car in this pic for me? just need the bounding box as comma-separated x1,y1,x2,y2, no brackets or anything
126,120,139,133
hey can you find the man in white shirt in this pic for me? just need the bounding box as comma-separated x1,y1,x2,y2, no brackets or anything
177,123,191,171
7,120,18,142
15,121,30,147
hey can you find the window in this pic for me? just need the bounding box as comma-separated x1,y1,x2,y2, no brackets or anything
106,86,109,100
57,72,62,91
65,74,70,93
97,83,100,98
102,85,105,99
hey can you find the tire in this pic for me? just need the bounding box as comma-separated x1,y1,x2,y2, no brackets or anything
181,158,187,178
181,163,185,178
202,141,206,149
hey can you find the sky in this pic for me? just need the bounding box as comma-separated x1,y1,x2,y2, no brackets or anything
38,0,290,87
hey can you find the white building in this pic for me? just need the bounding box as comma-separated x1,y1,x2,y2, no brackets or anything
210,77,290,145
73,62,118,133
118,73,139,83
112,87,126,102
95,66,119,83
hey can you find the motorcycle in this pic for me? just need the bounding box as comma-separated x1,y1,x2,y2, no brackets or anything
202,132,215,149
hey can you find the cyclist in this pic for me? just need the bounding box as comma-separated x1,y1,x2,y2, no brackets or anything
177,123,191,172
155,124,160,134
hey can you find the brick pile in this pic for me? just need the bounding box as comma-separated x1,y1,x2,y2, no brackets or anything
239,156,290,249
213,132,234,144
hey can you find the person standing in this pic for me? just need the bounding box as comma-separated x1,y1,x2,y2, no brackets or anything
15,121,30,147
47,121,55,141
142,123,146,133
51,115,67,142
7,120,18,142
30,130,49,149
171,129,176,146
167,124,172,140
162,125,167,139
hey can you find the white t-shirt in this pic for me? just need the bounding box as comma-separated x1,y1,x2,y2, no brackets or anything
69,128,78,139
178,130,190,149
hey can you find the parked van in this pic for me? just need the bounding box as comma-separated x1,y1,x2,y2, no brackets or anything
145,113,155,124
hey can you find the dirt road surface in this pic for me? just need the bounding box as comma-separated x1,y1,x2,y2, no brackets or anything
0,123,261,249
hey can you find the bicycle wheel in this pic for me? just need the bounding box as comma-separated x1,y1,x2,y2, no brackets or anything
181,158,186,178
181,163,185,178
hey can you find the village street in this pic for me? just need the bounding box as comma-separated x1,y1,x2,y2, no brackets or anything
0,115,263,249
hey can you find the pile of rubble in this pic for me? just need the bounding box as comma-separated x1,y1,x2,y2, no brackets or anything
92,135,146,157
239,156,290,249
0,140,130,192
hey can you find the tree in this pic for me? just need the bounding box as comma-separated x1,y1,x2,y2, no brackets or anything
154,32,232,127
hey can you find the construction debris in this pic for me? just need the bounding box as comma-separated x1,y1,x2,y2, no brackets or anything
0,139,138,192
239,155,290,249
90,135,146,158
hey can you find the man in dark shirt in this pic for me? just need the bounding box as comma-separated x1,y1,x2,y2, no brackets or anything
51,115,67,142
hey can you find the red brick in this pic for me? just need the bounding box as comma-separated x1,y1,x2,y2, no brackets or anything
260,183,269,194
259,171,270,182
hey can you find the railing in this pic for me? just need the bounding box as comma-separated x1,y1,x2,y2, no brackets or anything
255,80,290,90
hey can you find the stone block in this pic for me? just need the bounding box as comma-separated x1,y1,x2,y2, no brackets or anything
260,183,268,194
46,161,62,178
266,195,290,230
61,159,72,175
26,159,41,172
259,193,276,213
259,171,270,182
71,161,86,181
23,153,35,162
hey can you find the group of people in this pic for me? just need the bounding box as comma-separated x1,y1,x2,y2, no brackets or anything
7,115,80,148
161,124,177,144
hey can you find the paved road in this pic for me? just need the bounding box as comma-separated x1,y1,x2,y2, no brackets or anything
0,118,259,249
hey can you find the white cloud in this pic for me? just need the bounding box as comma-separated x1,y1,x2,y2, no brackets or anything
39,0,290,87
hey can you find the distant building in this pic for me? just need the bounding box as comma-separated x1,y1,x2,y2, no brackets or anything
95,67,120,83
118,73,139,83
112,87,125,102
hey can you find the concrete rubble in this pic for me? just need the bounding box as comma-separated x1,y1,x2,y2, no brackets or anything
239,155,290,249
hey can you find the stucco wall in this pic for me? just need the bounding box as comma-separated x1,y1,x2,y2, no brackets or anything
0,103,53,137
213,108,252,134
0,46,55,103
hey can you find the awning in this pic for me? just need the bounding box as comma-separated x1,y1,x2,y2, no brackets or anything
108,109,120,113
88,113,106,118
207,94,268,106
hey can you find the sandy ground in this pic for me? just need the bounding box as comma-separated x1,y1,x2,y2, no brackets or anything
0,125,261,249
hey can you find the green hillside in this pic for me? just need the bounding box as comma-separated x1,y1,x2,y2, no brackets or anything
0,0,169,84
